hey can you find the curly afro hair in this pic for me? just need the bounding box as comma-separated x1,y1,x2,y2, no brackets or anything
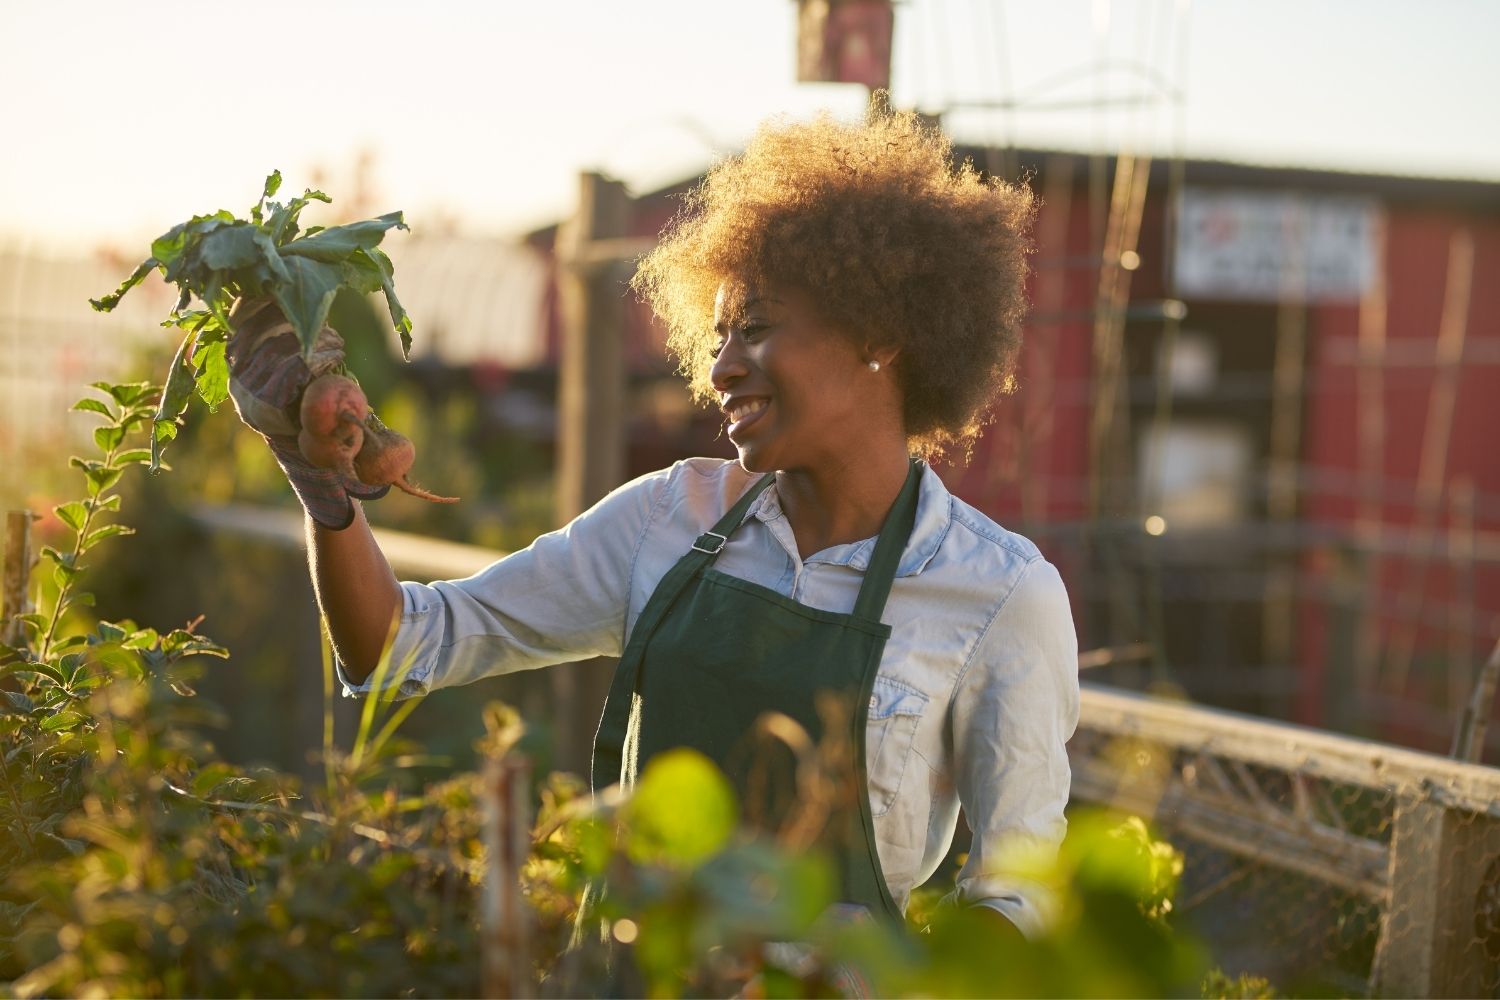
631,102,1037,459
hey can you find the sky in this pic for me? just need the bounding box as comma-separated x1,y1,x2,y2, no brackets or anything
2,0,1496,254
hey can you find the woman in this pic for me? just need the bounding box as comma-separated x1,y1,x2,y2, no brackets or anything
230,106,1078,941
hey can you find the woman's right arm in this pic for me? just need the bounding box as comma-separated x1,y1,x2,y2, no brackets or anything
306,501,402,686
309,463,680,698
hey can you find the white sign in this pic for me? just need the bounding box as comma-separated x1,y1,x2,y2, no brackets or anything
1174,188,1382,303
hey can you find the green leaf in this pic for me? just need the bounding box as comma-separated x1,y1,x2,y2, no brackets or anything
198,223,265,272
266,188,332,245
90,257,157,312
71,397,114,419
53,501,87,533
192,338,229,409
93,425,125,453
151,211,235,278
43,832,86,856
86,466,124,497
623,748,738,868
152,328,196,470
91,381,154,408
338,250,387,295
2,690,35,715
40,546,75,569
162,629,229,659
16,613,46,639
114,449,152,466
199,282,237,346
280,212,407,263
148,222,194,271
18,660,66,685
161,309,212,330
119,409,152,432
39,711,85,733
93,645,145,681
58,651,85,679
82,524,134,548
366,247,413,358
152,419,179,451
271,255,343,357
251,228,291,289
253,170,283,224
93,494,122,513
190,764,236,798
121,627,160,650
573,816,614,876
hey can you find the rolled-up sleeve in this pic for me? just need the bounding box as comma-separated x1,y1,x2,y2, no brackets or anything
337,466,672,699
945,556,1080,939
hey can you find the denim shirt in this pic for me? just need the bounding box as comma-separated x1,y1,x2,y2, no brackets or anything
341,457,1080,938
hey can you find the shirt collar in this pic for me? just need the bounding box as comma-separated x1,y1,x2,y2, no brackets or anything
739,463,951,577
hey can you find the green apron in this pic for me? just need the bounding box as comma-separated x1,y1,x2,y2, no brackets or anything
591,459,923,923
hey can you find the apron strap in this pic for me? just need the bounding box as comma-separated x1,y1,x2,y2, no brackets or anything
591,472,774,791
693,471,777,561
851,459,923,623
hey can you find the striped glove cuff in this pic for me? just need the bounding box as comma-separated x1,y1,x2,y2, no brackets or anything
265,434,390,531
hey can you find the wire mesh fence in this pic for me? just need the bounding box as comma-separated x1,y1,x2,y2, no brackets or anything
1071,683,1500,997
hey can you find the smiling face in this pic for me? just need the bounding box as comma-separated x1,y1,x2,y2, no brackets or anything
710,279,898,475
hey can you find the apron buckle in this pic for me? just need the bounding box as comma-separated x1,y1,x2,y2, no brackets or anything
691,531,728,555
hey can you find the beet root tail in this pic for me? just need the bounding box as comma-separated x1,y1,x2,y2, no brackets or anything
392,477,459,503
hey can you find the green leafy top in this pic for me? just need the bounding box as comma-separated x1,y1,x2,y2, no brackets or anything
90,171,413,469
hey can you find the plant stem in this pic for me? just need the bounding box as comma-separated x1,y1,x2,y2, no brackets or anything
0,755,38,853
37,444,119,662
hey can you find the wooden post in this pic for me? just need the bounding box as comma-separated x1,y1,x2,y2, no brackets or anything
2,510,35,649
1372,792,1500,997
556,172,629,522
1141,150,1188,685
1087,151,1150,522
552,173,631,775
1086,152,1152,647
481,753,534,999
1453,638,1500,764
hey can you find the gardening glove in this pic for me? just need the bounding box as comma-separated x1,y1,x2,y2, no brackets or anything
226,297,389,530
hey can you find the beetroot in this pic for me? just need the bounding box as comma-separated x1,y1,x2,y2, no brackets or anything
353,412,457,504
290,369,455,504
299,373,369,438
297,422,363,480
293,371,368,481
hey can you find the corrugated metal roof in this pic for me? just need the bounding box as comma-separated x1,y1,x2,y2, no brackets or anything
384,236,548,367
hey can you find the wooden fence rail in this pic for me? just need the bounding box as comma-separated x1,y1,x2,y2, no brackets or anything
1073,684,1500,997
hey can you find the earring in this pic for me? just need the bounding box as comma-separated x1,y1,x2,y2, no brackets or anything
868,360,881,372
